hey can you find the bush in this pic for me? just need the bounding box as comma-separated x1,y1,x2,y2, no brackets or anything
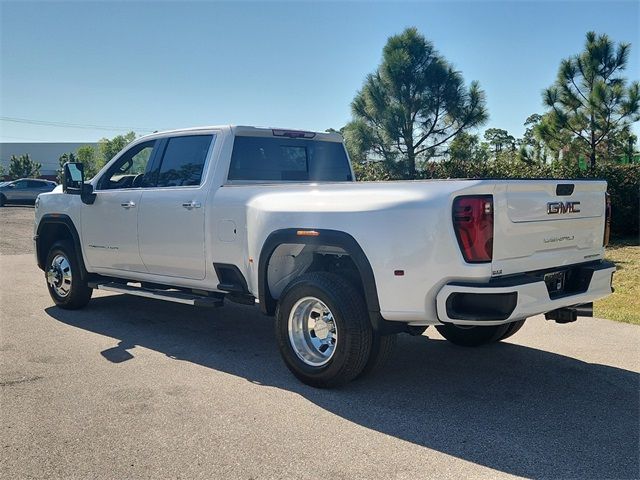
8,154,41,179
353,159,639,238
589,164,639,238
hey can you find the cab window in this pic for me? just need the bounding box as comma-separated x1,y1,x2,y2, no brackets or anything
152,135,213,188
228,136,352,182
98,141,156,190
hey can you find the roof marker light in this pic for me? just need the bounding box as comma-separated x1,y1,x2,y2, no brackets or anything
296,230,320,237
272,129,316,139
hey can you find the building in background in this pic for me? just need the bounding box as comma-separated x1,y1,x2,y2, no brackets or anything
0,142,97,180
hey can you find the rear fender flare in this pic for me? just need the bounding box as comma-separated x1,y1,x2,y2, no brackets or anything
258,229,381,317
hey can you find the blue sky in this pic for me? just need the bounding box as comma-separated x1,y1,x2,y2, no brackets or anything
1,0,638,143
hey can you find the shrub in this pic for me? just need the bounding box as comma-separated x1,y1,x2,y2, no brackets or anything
589,164,639,238
8,154,41,179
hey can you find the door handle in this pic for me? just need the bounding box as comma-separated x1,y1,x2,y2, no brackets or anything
120,201,136,209
182,201,201,210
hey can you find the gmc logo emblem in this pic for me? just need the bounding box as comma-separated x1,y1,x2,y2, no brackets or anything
547,201,581,214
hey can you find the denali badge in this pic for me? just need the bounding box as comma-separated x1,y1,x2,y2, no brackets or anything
547,201,581,214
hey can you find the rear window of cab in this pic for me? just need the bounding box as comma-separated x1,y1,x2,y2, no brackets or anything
228,136,352,182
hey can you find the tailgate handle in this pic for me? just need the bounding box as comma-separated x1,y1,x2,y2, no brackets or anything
556,184,574,196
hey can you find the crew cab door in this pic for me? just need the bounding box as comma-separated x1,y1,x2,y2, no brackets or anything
137,134,215,280
82,140,158,272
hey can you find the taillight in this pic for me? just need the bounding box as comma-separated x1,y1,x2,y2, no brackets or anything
452,195,494,263
603,192,611,246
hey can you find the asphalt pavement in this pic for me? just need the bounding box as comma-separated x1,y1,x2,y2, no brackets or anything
1,206,639,479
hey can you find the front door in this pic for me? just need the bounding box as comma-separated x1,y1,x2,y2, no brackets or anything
82,190,144,271
138,134,214,279
82,140,157,272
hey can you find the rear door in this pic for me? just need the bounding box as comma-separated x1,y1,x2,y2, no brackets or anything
138,134,215,279
492,180,606,276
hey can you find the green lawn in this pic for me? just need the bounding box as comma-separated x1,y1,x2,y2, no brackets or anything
594,238,640,325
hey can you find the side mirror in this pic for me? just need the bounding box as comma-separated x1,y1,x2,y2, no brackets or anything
63,162,84,193
63,162,96,205
7,183,15,188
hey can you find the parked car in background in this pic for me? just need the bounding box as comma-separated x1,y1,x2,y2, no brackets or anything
0,178,57,206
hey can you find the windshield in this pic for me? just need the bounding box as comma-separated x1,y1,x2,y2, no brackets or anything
228,136,352,182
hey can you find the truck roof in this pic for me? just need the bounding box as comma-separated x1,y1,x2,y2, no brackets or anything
138,125,343,142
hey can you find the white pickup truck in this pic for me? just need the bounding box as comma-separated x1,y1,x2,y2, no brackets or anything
34,126,615,387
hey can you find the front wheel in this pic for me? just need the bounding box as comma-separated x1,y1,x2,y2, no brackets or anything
275,272,373,388
45,240,92,309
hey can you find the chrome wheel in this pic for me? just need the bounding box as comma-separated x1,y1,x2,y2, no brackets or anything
288,296,338,367
47,254,72,298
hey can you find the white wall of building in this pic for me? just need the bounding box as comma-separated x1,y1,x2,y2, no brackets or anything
0,143,97,176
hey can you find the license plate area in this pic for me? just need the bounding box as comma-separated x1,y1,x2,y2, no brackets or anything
544,271,566,296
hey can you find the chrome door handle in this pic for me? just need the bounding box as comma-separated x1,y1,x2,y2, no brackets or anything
121,201,136,209
182,201,201,210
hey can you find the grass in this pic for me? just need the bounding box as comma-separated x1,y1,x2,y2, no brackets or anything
594,237,640,325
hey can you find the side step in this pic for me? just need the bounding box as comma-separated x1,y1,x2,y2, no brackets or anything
87,281,224,308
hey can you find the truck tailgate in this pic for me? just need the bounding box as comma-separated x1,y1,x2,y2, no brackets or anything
492,180,606,276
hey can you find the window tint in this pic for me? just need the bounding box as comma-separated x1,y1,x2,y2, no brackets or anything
228,136,352,182
13,180,28,189
100,141,155,190
27,180,43,188
153,135,212,188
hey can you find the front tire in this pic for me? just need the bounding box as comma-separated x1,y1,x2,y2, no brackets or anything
275,272,373,388
45,240,92,310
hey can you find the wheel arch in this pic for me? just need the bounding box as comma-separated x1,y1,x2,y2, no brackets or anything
258,228,381,317
36,214,87,280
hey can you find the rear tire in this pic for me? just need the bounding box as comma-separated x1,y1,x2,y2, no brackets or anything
435,323,510,347
0,194,5,207
357,333,397,378
275,272,373,388
498,319,526,341
45,240,92,310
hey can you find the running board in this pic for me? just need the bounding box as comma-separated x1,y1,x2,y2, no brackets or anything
88,281,224,308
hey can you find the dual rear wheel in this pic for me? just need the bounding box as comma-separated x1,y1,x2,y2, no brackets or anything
275,272,526,387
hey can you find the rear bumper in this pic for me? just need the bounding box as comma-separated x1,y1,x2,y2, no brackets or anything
436,261,615,326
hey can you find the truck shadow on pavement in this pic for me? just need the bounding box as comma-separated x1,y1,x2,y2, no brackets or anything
46,295,639,479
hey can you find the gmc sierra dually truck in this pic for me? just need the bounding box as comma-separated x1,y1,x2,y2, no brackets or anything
34,126,615,387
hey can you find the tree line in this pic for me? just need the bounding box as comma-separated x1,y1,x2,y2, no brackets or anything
340,28,639,179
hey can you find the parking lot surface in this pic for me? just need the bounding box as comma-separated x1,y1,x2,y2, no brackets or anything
1,206,639,479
